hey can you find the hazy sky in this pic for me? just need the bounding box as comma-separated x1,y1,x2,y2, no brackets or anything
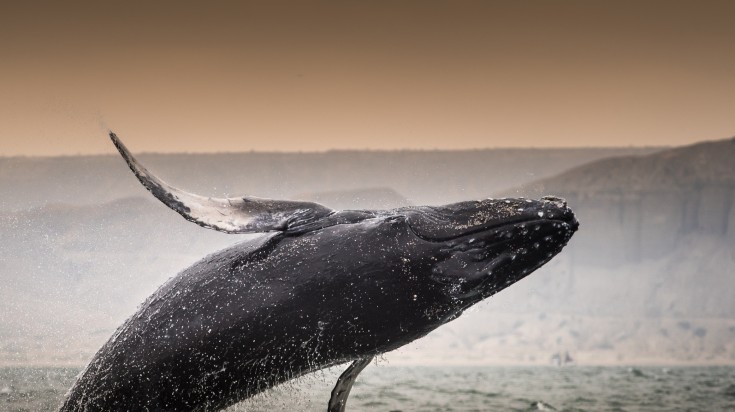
2,1,735,155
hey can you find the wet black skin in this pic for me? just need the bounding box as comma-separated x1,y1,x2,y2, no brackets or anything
60,197,577,411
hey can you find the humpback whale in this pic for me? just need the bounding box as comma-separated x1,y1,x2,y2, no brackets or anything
59,133,578,411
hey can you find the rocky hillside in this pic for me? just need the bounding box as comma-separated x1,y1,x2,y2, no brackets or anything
510,137,735,266
441,137,735,364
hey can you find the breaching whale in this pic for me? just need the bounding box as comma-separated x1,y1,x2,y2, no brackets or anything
59,133,578,411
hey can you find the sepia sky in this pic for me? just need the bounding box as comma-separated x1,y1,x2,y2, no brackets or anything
2,1,735,155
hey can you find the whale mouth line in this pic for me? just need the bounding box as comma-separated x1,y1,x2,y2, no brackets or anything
414,217,578,244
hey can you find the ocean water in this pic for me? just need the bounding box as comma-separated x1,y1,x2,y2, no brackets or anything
1,365,734,411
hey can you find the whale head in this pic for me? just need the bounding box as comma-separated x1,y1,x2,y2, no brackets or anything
402,196,578,308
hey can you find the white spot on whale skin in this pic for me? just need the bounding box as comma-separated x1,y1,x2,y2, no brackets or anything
537,211,544,218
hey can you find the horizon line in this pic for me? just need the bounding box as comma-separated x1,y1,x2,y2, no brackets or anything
0,144,669,160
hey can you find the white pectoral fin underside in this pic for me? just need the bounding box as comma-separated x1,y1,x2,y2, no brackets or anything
109,132,334,234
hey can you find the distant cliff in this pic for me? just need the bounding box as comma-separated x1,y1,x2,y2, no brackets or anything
406,138,735,365
510,137,735,266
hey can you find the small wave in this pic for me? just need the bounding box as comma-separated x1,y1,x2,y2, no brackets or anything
527,400,557,410
627,367,647,378
359,400,389,407
571,396,595,403
722,384,735,398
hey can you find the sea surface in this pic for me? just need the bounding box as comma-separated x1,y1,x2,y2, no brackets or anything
1,365,734,411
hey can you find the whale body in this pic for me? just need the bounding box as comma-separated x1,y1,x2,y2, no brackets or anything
59,133,578,411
